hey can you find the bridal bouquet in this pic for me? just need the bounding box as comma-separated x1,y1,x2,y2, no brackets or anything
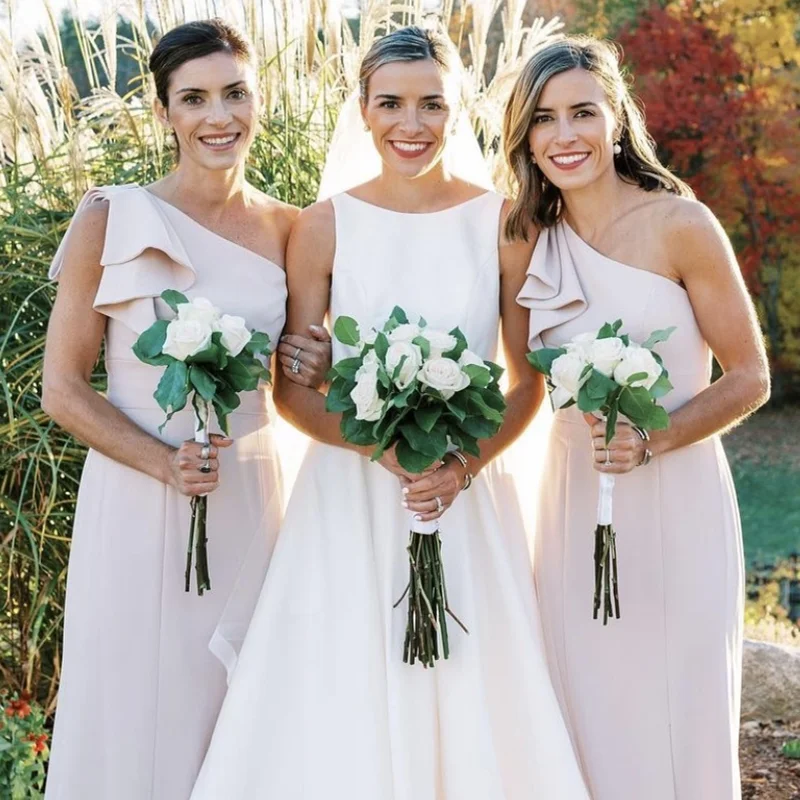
133,290,272,595
326,306,506,667
527,319,675,623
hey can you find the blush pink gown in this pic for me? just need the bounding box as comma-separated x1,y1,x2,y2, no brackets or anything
44,185,287,799
518,221,744,800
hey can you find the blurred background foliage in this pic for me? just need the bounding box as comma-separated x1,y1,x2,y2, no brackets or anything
0,0,798,722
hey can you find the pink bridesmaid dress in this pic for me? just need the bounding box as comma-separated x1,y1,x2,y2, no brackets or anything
44,185,287,800
518,221,744,800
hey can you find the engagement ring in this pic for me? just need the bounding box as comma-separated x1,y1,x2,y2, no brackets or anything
200,461,212,474
435,496,444,514
291,358,301,374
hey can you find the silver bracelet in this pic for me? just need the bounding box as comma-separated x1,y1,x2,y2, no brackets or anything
448,450,473,490
632,426,652,467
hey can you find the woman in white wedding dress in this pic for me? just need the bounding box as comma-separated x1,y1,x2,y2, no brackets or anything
191,27,589,800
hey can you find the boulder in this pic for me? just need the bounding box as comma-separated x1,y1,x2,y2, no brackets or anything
742,639,800,721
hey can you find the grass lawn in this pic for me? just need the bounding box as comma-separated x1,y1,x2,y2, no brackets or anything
723,407,800,568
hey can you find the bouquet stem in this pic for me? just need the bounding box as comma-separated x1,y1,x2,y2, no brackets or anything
593,473,620,623
394,514,468,668
186,400,212,596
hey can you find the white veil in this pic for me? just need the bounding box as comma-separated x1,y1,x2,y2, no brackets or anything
316,91,494,201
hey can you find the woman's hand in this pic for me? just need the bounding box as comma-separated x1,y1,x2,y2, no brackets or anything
402,455,467,522
165,433,233,496
376,443,442,483
584,413,647,475
276,324,332,389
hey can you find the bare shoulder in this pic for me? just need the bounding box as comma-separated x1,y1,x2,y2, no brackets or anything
291,199,335,239
656,196,734,278
249,189,301,234
286,200,335,273
498,196,539,274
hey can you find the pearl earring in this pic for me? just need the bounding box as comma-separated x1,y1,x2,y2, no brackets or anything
530,151,537,165
613,142,622,155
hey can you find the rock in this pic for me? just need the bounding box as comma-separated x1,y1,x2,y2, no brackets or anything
742,639,800,722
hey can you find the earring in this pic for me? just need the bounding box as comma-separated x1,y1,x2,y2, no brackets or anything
364,124,370,132
529,151,537,165
613,142,622,155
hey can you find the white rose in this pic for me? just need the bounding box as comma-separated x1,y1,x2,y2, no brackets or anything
587,337,625,377
216,314,252,356
387,323,421,344
356,349,381,379
565,331,597,360
162,318,213,361
417,357,471,400
422,328,458,358
385,341,422,390
350,370,384,421
176,297,220,327
458,349,489,371
613,345,663,390
360,328,378,347
550,351,588,407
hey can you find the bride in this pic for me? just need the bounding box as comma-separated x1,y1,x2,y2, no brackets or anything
191,26,589,800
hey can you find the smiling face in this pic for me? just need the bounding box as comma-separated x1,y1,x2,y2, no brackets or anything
528,67,619,192
154,51,259,170
361,58,458,180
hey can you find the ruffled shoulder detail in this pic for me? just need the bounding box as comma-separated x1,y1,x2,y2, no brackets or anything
49,185,196,334
515,223,588,349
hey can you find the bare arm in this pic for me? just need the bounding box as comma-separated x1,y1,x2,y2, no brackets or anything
41,202,227,495
589,200,770,473
405,203,545,520
272,201,363,451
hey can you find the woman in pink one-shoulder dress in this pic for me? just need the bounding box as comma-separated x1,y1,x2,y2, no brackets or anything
504,37,770,799
41,20,328,800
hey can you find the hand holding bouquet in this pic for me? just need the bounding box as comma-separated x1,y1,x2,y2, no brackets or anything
326,306,507,667
133,290,272,595
527,319,675,623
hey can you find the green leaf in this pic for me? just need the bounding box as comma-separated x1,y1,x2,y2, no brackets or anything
212,400,230,436
245,331,271,356
333,357,363,382
604,402,619,446
214,385,240,414
486,360,504,384
133,320,170,362
649,372,674,399
222,357,260,393
333,316,361,347
641,326,677,350
414,403,442,433
189,365,217,402
160,289,189,312
459,415,499,439
154,360,189,415
400,422,448,459
585,369,618,401
341,411,379,446
526,347,567,375
374,332,389,361
623,371,649,386
466,390,505,424
618,386,670,430
464,364,491,387
443,327,467,360
391,354,408,383
325,378,356,412
395,438,437,474
597,320,623,339
190,332,227,369
389,306,409,325
376,366,391,390
452,429,480,457
389,381,417,409
412,335,431,360
577,383,605,413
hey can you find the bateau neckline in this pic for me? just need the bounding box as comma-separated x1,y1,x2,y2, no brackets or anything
561,219,687,295
140,186,283,272
341,190,493,216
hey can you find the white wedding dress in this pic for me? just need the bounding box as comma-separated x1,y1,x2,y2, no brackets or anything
191,191,589,800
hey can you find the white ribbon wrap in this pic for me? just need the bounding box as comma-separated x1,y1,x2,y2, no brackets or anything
409,511,439,536
597,472,615,526
194,398,212,496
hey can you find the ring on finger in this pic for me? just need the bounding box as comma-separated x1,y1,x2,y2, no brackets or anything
292,346,302,359
200,460,212,474
604,449,612,466
291,358,301,374
435,496,444,514
200,445,211,460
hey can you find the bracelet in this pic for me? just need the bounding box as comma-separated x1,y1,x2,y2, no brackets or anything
632,426,653,467
448,450,474,491
632,426,650,443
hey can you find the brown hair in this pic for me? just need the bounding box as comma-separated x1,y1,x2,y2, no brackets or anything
149,18,255,109
503,35,693,240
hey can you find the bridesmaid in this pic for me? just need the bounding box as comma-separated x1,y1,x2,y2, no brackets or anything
41,19,328,800
505,36,770,800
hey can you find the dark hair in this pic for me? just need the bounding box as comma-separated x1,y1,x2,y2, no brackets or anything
149,18,255,108
503,35,694,240
359,26,460,103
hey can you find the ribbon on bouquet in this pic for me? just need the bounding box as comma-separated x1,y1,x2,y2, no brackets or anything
593,472,620,623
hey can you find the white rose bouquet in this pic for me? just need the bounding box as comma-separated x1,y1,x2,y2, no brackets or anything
527,319,675,624
133,290,272,595
326,306,506,667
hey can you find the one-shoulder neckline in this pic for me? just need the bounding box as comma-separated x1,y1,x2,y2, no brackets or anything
341,190,494,216
562,220,688,295
140,186,284,272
